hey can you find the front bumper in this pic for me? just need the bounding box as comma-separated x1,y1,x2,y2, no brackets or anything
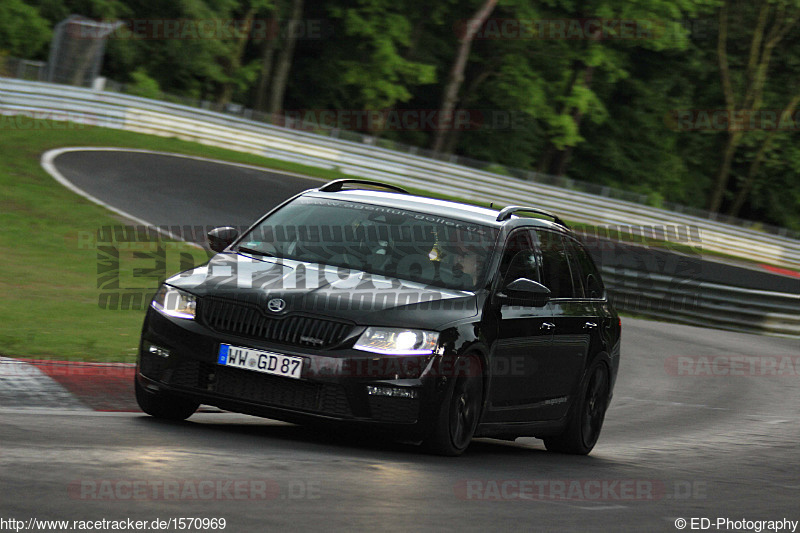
137,308,448,436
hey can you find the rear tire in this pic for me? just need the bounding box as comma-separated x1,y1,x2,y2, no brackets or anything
135,377,199,421
544,361,609,455
424,355,483,456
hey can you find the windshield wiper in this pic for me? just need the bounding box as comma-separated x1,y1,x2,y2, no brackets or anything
235,246,273,257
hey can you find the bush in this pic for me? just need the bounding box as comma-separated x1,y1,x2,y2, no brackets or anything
126,69,162,100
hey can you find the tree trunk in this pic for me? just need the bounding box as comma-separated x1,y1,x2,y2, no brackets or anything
708,130,743,213
537,144,556,175
217,8,256,109
707,0,796,211
254,3,282,113
443,128,462,155
437,66,493,156
431,0,498,153
549,65,595,176
728,94,800,217
727,133,771,218
536,19,597,175
268,0,304,115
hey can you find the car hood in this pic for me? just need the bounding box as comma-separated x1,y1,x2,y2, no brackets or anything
166,252,478,329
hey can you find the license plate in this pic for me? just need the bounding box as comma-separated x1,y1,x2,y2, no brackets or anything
217,344,303,379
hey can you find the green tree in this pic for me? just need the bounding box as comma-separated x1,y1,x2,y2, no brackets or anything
533,0,708,176
0,0,51,58
708,0,800,213
430,0,497,152
329,0,437,120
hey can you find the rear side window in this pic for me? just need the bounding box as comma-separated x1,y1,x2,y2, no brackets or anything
534,230,574,298
564,240,585,298
569,240,605,299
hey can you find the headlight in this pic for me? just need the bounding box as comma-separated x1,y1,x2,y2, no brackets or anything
151,285,197,319
353,327,439,355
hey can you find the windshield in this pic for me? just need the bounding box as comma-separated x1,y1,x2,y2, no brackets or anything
236,197,499,291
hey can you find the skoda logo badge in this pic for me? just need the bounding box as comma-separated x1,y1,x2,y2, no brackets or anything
267,298,286,313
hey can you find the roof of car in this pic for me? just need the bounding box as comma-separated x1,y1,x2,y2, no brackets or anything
304,189,570,233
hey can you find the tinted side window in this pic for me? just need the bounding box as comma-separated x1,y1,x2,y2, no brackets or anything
570,240,605,299
498,230,539,286
564,239,586,298
535,230,574,298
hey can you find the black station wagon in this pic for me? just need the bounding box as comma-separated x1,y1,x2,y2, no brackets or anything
136,179,621,455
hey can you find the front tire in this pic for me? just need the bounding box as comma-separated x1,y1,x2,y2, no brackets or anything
544,360,609,455
424,355,483,456
135,377,199,421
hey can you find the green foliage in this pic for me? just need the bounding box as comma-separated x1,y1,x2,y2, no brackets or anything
0,120,353,361
484,163,511,176
329,0,437,110
4,0,800,229
0,0,51,58
126,68,162,99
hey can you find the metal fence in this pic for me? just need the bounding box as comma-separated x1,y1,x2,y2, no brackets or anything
601,266,799,338
1,76,799,336
1,58,47,81
1,57,798,240
2,77,799,266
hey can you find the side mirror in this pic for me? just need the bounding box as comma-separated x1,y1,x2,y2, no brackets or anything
207,227,239,253
501,278,551,307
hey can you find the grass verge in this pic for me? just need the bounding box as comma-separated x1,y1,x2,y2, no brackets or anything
1,120,795,361
0,122,352,362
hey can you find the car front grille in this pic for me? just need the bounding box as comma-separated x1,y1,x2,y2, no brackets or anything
166,360,353,418
139,352,168,380
198,297,352,349
367,396,420,424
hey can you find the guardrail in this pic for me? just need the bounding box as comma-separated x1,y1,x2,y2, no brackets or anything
2,77,799,270
2,77,799,336
4,59,797,240
601,267,800,337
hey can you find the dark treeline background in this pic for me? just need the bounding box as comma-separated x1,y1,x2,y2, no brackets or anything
2,0,798,231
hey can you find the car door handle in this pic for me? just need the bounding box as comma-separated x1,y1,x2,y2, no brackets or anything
583,322,598,330
540,322,555,331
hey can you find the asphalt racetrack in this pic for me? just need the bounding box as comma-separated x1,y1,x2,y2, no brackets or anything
48,149,799,293
1,148,797,532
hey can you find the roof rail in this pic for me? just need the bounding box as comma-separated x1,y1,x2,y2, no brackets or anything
318,179,409,194
496,206,569,229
